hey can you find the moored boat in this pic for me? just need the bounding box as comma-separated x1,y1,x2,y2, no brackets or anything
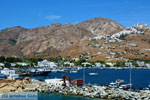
88,72,99,76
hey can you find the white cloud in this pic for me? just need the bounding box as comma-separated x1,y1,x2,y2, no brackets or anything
45,15,62,21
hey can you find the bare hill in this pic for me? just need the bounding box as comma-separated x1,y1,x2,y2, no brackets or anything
0,17,125,57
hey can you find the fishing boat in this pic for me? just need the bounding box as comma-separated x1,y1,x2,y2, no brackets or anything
88,68,99,76
88,72,99,76
30,68,51,76
119,84,131,89
109,82,119,88
51,68,58,72
70,68,78,73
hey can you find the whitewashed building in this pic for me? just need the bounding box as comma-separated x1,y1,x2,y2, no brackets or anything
81,62,91,67
125,62,133,67
136,60,145,67
11,63,16,67
72,58,79,61
45,78,69,87
0,63,4,67
145,64,150,68
1,68,19,79
17,62,28,66
106,62,115,67
38,60,57,67
95,63,102,67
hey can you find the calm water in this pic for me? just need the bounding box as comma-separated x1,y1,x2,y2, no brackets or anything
31,68,150,100
38,93,104,100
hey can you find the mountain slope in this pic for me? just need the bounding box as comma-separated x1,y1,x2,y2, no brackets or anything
55,24,150,61
76,17,125,35
0,26,28,56
0,17,125,57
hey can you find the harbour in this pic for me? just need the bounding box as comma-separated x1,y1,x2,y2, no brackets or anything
29,68,150,89
0,67,150,100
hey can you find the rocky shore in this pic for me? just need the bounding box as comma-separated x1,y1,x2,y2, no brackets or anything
28,82,150,100
0,78,150,100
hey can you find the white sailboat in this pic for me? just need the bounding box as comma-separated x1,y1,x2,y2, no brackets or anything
88,72,99,76
88,68,99,76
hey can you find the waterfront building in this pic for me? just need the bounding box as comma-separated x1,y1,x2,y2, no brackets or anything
64,62,74,67
38,59,57,68
136,60,145,67
95,63,102,67
11,63,16,67
72,58,79,61
0,63,4,67
81,62,91,67
125,62,133,67
106,62,115,67
45,78,69,87
1,68,19,79
145,64,150,68
17,62,28,66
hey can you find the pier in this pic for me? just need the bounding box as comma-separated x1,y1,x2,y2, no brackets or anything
0,78,150,99
25,78,150,100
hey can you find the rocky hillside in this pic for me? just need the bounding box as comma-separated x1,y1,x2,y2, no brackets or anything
55,24,150,62
0,17,124,57
0,26,28,56
76,17,124,35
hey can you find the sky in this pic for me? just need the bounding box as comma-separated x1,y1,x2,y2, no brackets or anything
0,0,150,30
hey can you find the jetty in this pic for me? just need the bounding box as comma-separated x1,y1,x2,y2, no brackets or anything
34,84,150,100
0,78,150,100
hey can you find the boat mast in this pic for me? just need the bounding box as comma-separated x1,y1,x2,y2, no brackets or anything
83,65,85,85
129,65,132,91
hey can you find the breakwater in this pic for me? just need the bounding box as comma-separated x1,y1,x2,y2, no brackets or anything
0,78,150,100
24,82,150,100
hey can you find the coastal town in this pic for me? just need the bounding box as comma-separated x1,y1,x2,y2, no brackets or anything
0,0,150,99
0,55,150,99
0,23,150,100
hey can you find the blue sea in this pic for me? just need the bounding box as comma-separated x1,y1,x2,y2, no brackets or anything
38,93,104,100
31,68,150,100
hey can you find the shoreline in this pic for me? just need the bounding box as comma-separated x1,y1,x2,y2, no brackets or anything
53,66,150,70
34,83,150,100
0,78,150,100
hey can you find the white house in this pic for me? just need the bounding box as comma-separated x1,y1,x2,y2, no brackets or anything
0,63,4,67
136,60,145,67
11,63,16,67
145,64,150,68
129,44,137,47
81,62,91,67
1,68,10,75
64,62,74,67
72,58,79,61
38,60,57,68
45,78,69,87
1,68,19,79
17,62,28,66
125,62,133,67
95,63,102,67
105,56,111,59
97,52,102,55
106,62,115,67
1,68,15,75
